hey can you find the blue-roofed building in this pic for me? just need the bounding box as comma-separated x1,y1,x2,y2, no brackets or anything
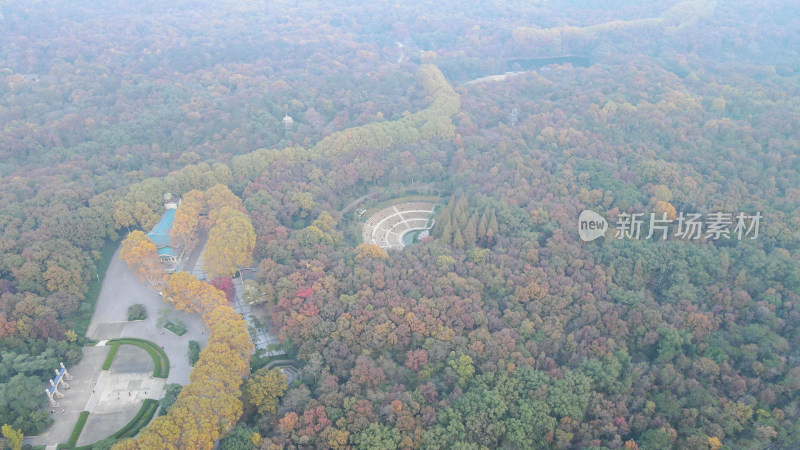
147,199,182,268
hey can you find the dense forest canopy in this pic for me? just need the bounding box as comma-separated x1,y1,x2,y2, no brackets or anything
2,0,800,448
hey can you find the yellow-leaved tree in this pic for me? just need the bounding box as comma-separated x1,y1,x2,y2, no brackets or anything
1,424,23,450
244,367,288,415
204,184,243,223
707,437,722,450
164,271,227,320
355,243,389,260
171,190,205,250
202,207,256,278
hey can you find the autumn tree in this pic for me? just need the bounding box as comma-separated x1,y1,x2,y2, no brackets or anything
210,277,235,302
354,243,389,260
1,424,23,450
119,230,165,288
203,207,257,279
171,190,205,249
245,367,288,416
205,184,243,223
164,271,226,319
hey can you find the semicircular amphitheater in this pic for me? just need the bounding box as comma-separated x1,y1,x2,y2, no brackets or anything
362,202,436,250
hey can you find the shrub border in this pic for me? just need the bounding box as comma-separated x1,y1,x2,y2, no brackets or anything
66,411,90,447
163,320,187,336
110,399,159,440
101,342,121,370
72,399,160,450
106,338,169,378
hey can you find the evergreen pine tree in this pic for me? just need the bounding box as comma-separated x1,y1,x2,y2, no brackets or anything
435,209,450,239
446,196,457,214
456,195,468,215
456,206,468,231
441,222,453,245
488,210,498,235
487,210,498,246
452,226,465,249
464,214,478,247
478,211,488,239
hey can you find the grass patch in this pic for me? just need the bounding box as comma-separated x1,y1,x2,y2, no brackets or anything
403,229,423,246
75,437,117,450
101,342,121,370
70,239,120,341
106,338,169,378
67,411,90,447
163,320,187,336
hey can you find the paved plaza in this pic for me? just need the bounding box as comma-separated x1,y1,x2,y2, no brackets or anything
25,344,164,448
25,247,208,447
77,345,165,446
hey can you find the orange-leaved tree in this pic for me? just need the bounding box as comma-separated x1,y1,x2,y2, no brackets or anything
119,230,166,288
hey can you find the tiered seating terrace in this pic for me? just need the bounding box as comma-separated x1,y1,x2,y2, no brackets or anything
362,201,436,250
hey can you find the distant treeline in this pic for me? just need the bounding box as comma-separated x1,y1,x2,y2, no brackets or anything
230,65,460,182
436,56,592,82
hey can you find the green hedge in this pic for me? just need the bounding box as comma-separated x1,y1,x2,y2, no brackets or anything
106,338,169,378
101,342,121,370
74,399,159,449
67,411,90,447
164,320,187,336
111,399,159,439
188,340,200,366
